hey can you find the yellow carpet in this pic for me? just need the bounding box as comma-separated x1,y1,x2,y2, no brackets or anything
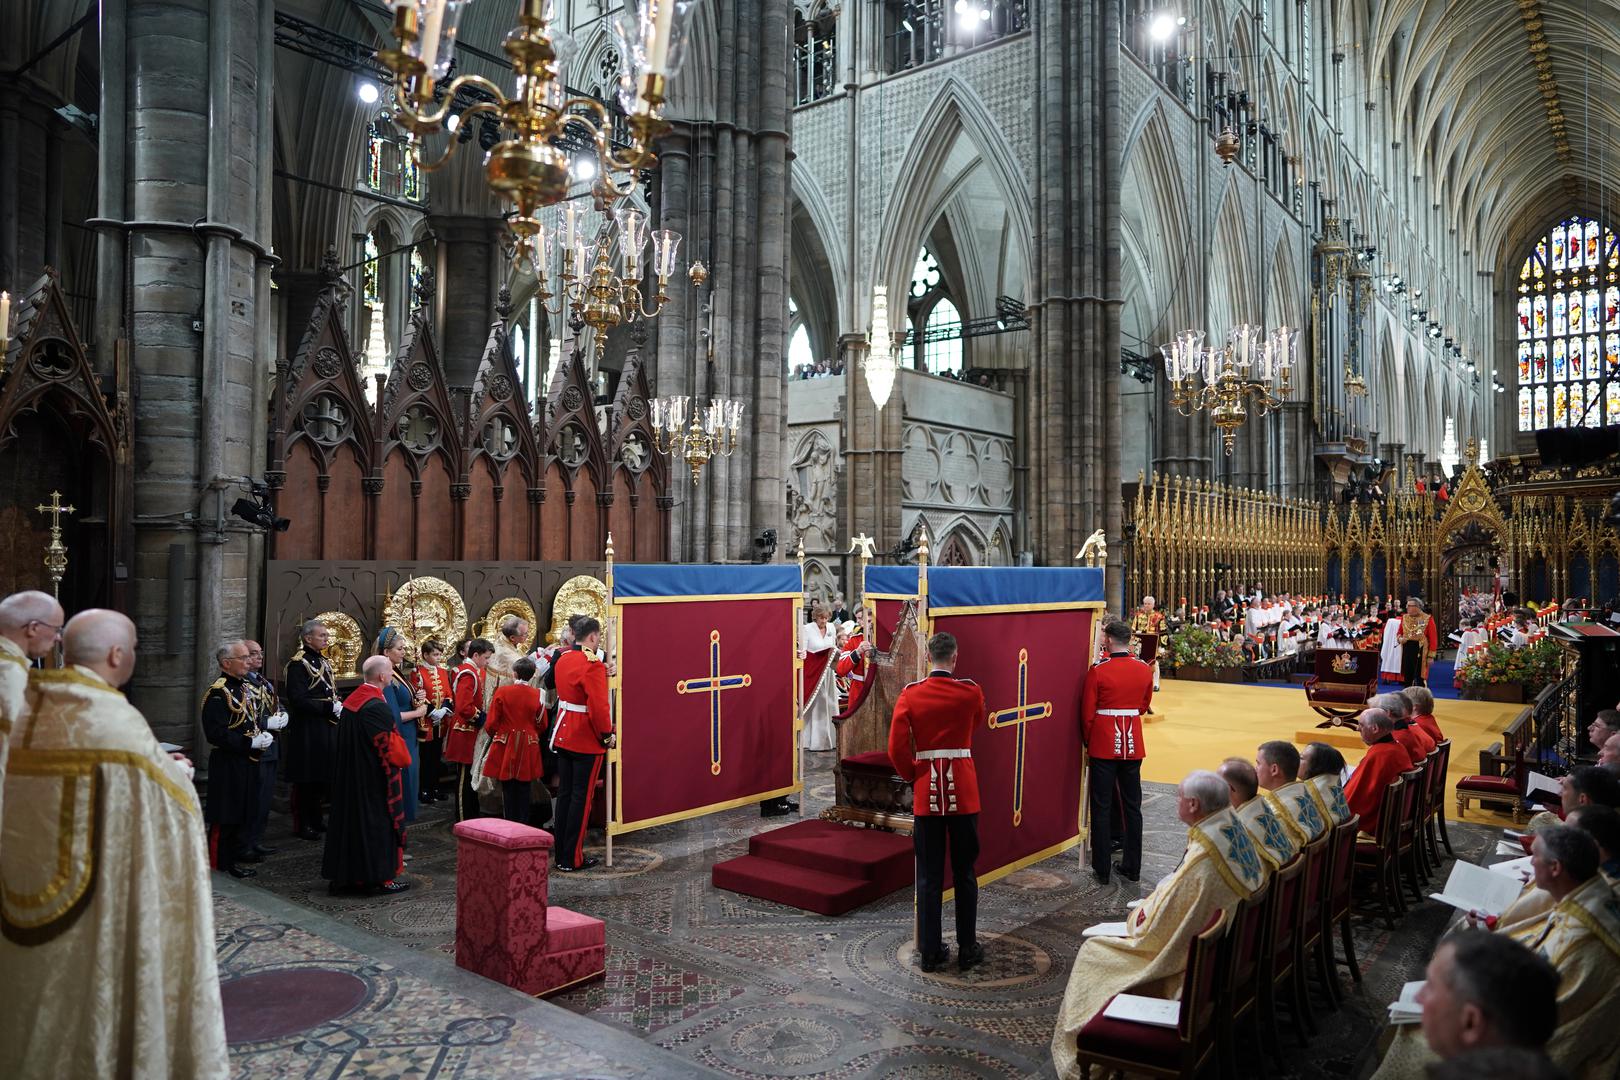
1145,679,1525,829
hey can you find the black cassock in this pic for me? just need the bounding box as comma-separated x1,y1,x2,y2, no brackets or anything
321,691,406,885
283,649,338,785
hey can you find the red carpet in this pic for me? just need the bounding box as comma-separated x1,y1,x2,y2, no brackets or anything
711,819,915,916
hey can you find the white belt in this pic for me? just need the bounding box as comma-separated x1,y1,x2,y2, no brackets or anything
916,748,971,760
1098,708,1141,716
558,701,587,713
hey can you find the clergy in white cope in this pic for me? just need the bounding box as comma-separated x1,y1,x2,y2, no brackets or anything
472,615,531,792
1298,741,1353,826
0,590,66,841
1051,771,1266,1080
1254,739,1328,846
0,610,227,1078
1220,756,1300,869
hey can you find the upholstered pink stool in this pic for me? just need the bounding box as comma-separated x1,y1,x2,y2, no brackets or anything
452,818,606,996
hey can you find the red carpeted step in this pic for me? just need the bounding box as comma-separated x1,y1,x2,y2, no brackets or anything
710,854,879,916
748,819,914,896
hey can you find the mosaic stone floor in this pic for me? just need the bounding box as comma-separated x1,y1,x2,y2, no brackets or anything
226,754,1498,1079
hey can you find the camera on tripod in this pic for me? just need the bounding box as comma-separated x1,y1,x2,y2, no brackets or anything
752,528,778,563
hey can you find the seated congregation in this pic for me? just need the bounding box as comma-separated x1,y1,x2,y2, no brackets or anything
1049,683,1620,1080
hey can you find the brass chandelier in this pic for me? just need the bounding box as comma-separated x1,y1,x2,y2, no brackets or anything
376,0,701,272
1161,324,1299,454
650,302,743,483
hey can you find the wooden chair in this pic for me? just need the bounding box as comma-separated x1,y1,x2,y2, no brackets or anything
1352,778,1408,928
1217,879,1273,1080
1425,739,1454,861
1075,909,1227,1080
1394,767,1428,902
1411,751,1441,881
1260,854,1314,1054
1296,832,1336,1010
1303,648,1379,725
824,601,926,831
1326,813,1363,988
1456,707,1531,821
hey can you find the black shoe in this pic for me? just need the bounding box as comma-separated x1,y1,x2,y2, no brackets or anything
919,947,951,973
227,865,257,879
375,881,411,894
251,845,279,856
1091,867,1111,887
239,852,265,864
1113,862,1140,883
296,828,321,842
958,943,986,972
760,801,792,818
1110,837,1125,853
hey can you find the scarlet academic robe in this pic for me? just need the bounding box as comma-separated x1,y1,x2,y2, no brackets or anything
1412,712,1444,743
1343,737,1411,836
1390,720,1434,766
321,683,410,886
443,661,485,764
1080,652,1153,760
551,647,612,755
887,671,985,816
483,683,544,781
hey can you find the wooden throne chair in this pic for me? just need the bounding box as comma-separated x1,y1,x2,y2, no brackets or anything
1303,647,1378,726
821,600,927,832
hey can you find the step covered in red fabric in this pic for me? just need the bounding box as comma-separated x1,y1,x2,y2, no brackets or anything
710,853,879,916
747,819,914,895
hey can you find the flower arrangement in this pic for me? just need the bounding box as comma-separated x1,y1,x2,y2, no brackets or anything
1165,625,1246,669
1460,638,1564,697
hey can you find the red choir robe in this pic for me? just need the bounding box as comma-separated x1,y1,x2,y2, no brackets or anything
1343,737,1411,836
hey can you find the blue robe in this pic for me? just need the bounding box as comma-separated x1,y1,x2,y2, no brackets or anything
384,677,420,822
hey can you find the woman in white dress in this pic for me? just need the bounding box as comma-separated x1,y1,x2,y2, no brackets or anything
800,603,840,752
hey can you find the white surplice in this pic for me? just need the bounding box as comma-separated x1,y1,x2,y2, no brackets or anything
801,621,839,752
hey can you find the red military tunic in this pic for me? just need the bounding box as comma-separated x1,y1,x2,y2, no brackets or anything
551,647,612,755
887,671,986,816
835,633,870,685
443,660,485,764
412,662,451,739
1343,737,1411,836
1392,720,1435,766
1081,650,1153,760
483,683,544,781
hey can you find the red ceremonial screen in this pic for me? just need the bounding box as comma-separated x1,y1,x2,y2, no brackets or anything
616,597,797,826
932,607,1094,883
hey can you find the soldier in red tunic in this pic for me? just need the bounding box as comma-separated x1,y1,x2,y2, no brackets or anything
1082,619,1154,885
888,631,987,973
483,656,544,823
551,616,614,872
444,638,493,821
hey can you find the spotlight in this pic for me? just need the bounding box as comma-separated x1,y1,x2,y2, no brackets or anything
1148,10,1180,40
357,81,380,105
572,156,597,182
231,497,291,533
446,111,461,133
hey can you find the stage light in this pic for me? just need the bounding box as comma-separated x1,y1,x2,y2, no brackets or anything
572,156,597,182
1148,9,1184,41
357,81,380,105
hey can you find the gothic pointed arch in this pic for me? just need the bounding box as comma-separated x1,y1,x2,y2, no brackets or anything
1121,102,1193,340
542,344,611,560
605,341,671,562
465,289,545,560
790,162,842,363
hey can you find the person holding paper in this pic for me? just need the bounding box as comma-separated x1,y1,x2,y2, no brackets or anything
1300,741,1353,825
1051,770,1265,1080
1368,930,1560,1080
0,609,229,1078
887,631,985,974
1343,709,1411,837
1220,756,1298,870
1254,740,1327,845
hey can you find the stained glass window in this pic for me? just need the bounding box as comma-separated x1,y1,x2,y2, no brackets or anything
363,233,381,306
1516,215,1620,430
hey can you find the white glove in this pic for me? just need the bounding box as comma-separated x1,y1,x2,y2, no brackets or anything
332,701,343,717
431,706,450,722
266,712,289,731
250,731,274,750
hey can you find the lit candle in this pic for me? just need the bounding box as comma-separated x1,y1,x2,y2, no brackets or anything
0,291,10,343
419,0,446,76
647,0,676,74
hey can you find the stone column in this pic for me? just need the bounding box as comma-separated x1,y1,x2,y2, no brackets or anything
429,214,501,383
654,0,793,562
97,0,270,748
1029,0,1124,607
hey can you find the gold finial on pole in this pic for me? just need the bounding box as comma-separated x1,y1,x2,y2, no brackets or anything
34,490,76,599
605,530,615,587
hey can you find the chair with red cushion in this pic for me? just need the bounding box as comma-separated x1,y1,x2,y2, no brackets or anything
1217,878,1273,1080
1352,777,1408,928
1075,909,1227,1080
1456,715,1529,821
1303,648,1378,723
1296,831,1337,1010
1326,813,1363,989
1260,853,1313,1054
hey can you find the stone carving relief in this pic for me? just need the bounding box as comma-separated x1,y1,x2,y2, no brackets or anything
900,423,1014,510
788,429,839,551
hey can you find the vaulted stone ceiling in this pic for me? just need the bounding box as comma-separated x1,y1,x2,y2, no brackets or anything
1362,0,1620,267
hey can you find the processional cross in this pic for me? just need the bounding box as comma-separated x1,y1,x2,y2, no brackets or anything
676,629,753,775
34,490,76,599
987,648,1053,827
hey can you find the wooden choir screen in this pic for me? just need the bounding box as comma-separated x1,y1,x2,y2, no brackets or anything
268,271,671,562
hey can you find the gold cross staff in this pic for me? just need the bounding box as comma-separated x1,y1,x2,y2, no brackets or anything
34,490,76,599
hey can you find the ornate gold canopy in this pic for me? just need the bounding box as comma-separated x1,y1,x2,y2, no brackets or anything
476,597,538,652
314,611,364,678
547,574,608,644
382,576,469,660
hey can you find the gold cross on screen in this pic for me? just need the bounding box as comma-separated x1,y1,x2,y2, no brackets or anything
675,630,752,775
987,648,1053,827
